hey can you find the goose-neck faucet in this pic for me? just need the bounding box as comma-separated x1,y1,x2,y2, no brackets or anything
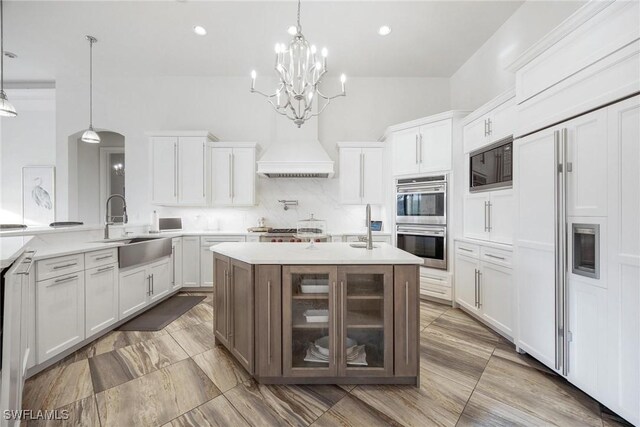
105,194,128,239
366,204,373,250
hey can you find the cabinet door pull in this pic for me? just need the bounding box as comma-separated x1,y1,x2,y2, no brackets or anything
484,201,488,232
228,270,233,338
224,269,228,336
174,143,178,197
415,135,419,164
202,143,206,198
53,262,77,270
172,246,176,286
487,202,492,232
477,271,482,308
360,153,364,199
228,153,233,200
483,119,487,137
151,273,154,295
405,281,409,365
474,269,478,307
488,118,492,136
333,281,338,366
341,281,345,367
419,133,423,163
267,279,272,361
50,275,78,286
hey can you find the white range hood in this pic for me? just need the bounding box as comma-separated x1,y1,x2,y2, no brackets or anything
257,140,335,178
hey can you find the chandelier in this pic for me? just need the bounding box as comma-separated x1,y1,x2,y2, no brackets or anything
250,0,346,128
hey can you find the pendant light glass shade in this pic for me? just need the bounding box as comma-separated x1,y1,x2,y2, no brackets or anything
82,35,99,143
0,90,16,117
81,126,100,144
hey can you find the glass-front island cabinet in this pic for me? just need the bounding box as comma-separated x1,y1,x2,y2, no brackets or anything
212,242,421,385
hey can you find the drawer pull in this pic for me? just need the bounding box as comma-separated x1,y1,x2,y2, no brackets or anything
423,275,444,281
94,255,113,261
458,247,473,253
485,254,506,261
428,289,447,295
53,262,78,270
95,265,115,273
51,275,78,285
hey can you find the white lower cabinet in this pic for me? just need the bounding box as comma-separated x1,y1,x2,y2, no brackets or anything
119,257,172,317
182,236,200,287
200,236,246,287
171,237,183,291
36,272,85,363
419,268,452,301
454,240,513,338
454,254,480,314
149,258,171,302
479,261,513,336
84,263,119,338
119,267,150,318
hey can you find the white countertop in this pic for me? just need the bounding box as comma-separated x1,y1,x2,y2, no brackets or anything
0,236,34,269
209,242,422,265
0,228,394,268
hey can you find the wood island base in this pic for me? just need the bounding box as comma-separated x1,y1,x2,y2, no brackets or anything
212,250,421,385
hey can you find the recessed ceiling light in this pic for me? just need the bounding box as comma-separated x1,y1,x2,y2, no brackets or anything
287,25,297,35
193,25,207,36
378,25,392,36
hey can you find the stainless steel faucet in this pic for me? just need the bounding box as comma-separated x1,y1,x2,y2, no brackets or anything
105,194,128,239
366,203,373,250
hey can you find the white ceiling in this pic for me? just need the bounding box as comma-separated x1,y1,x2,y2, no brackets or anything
3,1,524,82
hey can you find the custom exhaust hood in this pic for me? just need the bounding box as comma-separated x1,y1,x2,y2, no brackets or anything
257,140,335,178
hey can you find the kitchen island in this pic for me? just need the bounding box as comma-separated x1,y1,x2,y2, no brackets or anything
210,242,423,385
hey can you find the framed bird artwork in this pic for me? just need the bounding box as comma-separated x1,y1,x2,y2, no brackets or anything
22,165,55,226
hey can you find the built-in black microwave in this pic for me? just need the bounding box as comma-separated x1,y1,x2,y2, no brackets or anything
469,138,513,192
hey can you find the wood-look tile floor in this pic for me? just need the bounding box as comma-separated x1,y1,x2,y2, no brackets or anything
22,294,634,427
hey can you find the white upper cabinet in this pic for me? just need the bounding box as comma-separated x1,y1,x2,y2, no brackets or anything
391,127,421,176
151,137,178,204
420,120,452,173
178,137,209,205
211,143,256,206
463,94,515,154
149,131,217,206
337,142,384,205
390,119,453,176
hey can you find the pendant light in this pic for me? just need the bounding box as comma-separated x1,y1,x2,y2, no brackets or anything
81,35,100,144
0,0,16,117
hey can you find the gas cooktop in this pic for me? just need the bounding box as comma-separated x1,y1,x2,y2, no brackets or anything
267,228,297,234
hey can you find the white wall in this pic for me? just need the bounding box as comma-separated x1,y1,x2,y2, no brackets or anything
0,89,56,224
53,74,450,231
450,0,585,110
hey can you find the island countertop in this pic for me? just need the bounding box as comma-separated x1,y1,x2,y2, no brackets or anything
209,242,423,265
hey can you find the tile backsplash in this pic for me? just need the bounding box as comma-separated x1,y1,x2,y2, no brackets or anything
157,178,388,232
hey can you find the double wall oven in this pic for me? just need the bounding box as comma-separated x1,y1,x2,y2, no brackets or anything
395,175,448,269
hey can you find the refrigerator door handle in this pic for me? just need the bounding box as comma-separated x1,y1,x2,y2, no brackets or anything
554,127,569,375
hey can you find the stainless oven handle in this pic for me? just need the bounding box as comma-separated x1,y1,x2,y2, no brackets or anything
396,186,445,194
574,228,595,235
397,229,444,237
